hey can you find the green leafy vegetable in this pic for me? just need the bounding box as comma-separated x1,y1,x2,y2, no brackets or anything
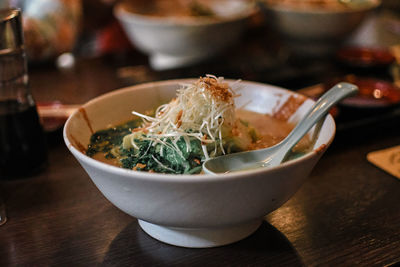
120,137,203,174
86,120,139,158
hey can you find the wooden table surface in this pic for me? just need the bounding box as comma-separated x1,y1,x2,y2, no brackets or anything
1,46,400,266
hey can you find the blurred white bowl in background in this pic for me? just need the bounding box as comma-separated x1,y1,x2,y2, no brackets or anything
261,0,381,56
114,0,257,70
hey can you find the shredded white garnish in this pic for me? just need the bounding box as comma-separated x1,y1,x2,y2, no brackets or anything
122,75,238,159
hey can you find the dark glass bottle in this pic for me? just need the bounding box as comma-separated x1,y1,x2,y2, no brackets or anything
0,8,47,178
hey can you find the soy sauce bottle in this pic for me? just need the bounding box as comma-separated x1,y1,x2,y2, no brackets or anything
0,8,47,178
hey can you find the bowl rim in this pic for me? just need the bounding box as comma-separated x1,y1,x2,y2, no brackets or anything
114,1,258,26
63,79,336,183
263,0,381,14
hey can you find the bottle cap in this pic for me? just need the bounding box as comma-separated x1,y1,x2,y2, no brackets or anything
0,8,23,54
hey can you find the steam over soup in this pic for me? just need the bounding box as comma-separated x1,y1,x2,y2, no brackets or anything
86,76,311,174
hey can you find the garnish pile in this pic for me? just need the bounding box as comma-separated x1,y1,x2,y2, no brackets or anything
87,75,255,174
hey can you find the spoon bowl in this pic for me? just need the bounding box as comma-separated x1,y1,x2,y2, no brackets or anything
203,82,358,174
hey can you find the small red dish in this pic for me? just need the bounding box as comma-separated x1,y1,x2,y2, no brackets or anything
37,102,79,132
325,75,400,108
336,47,395,68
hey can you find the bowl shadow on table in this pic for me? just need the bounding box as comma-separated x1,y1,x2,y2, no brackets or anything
102,220,303,266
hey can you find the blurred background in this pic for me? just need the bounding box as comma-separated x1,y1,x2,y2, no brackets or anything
2,0,400,82
1,0,400,134
0,0,397,85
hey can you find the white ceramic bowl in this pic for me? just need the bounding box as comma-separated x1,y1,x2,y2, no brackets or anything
262,0,381,56
114,1,256,70
63,79,335,248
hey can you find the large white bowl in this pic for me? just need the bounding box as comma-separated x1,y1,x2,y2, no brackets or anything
262,0,381,56
114,1,256,70
63,79,335,248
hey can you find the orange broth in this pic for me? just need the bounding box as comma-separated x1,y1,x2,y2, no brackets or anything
90,109,311,168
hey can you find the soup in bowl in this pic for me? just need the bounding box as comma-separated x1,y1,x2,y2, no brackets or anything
63,78,335,248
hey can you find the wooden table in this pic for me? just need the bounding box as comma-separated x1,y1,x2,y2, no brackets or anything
1,48,400,266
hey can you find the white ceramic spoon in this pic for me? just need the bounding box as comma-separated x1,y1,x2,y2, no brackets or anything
203,82,358,174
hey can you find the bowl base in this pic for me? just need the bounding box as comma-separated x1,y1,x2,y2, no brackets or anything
149,53,209,71
138,219,262,248
288,42,339,58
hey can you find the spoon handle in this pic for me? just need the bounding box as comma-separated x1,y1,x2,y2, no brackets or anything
271,82,358,165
